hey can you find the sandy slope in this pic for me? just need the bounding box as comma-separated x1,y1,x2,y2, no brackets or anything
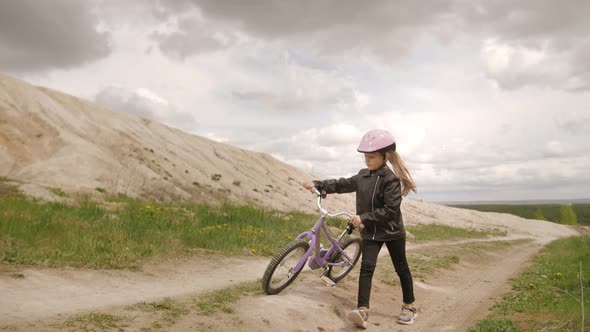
0,72,353,213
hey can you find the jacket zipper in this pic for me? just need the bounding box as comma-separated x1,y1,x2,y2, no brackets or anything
371,176,380,240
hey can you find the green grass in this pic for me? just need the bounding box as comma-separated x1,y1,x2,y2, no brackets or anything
468,319,523,332
407,224,506,241
1,192,511,270
409,253,460,278
0,193,327,269
54,281,264,331
451,203,590,225
127,297,189,327
49,187,68,197
60,312,127,331
380,252,460,286
469,236,590,331
193,280,262,315
0,178,18,196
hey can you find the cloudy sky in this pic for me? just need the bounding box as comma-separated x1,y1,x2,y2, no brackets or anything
2,0,589,202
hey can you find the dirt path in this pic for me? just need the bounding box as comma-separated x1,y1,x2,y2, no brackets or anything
0,255,268,324
205,238,544,332
407,240,542,331
0,236,545,331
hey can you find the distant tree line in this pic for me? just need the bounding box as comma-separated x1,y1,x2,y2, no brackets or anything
449,203,590,225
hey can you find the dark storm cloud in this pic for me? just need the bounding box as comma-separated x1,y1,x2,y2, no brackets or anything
0,1,111,71
459,0,590,91
193,0,452,38
149,0,455,60
150,16,227,60
156,0,588,91
456,0,590,41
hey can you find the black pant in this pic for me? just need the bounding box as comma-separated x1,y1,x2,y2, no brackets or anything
357,238,415,308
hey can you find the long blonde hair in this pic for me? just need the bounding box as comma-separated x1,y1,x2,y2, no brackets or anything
387,150,416,196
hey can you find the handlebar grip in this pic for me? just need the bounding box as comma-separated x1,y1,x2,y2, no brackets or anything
312,188,327,198
347,222,364,235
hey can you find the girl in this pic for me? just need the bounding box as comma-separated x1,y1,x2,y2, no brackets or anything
303,129,417,328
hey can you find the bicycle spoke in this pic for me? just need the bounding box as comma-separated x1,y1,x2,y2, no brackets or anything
328,238,361,281
269,247,305,289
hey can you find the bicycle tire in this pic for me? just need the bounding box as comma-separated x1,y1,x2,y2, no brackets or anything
262,239,310,295
327,237,362,282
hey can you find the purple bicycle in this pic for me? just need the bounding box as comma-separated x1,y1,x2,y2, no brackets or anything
262,188,362,295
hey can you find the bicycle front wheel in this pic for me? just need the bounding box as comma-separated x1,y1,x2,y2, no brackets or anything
262,239,310,295
327,237,362,282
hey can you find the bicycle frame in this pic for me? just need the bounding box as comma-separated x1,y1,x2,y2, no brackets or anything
292,189,356,273
294,216,354,273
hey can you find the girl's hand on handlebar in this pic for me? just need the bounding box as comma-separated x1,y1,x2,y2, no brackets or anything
351,215,363,228
303,182,316,191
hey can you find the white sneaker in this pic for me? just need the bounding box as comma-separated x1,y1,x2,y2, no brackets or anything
347,308,369,329
397,305,417,325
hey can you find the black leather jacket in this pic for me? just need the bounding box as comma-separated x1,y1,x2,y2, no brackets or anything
313,165,405,241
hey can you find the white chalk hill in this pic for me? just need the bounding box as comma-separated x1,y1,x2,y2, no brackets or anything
0,73,340,212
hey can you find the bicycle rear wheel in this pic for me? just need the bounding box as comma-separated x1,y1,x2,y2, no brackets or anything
327,237,362,282
262,239,310,295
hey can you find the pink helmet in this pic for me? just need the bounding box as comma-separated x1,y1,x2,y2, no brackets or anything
357,129,396,153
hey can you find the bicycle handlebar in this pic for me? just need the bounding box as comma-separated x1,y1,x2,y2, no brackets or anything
310,188,365,232
312,188,364,230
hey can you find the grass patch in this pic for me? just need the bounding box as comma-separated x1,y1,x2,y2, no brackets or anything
468,319,523,332
407,224,506,241
469,236,590,331
127,297,189,326
102,192,139,204
0,177,18,196
378,240,525,284
0,193,338,269
450,203,590,225
409,253,460,278
379,269,400,286
379,248,463,284
61,312,127,331
49,187,68,197
193,280,262,315
119,282,261,329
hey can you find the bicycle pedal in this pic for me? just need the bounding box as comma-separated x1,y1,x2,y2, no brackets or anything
320,275,335,287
